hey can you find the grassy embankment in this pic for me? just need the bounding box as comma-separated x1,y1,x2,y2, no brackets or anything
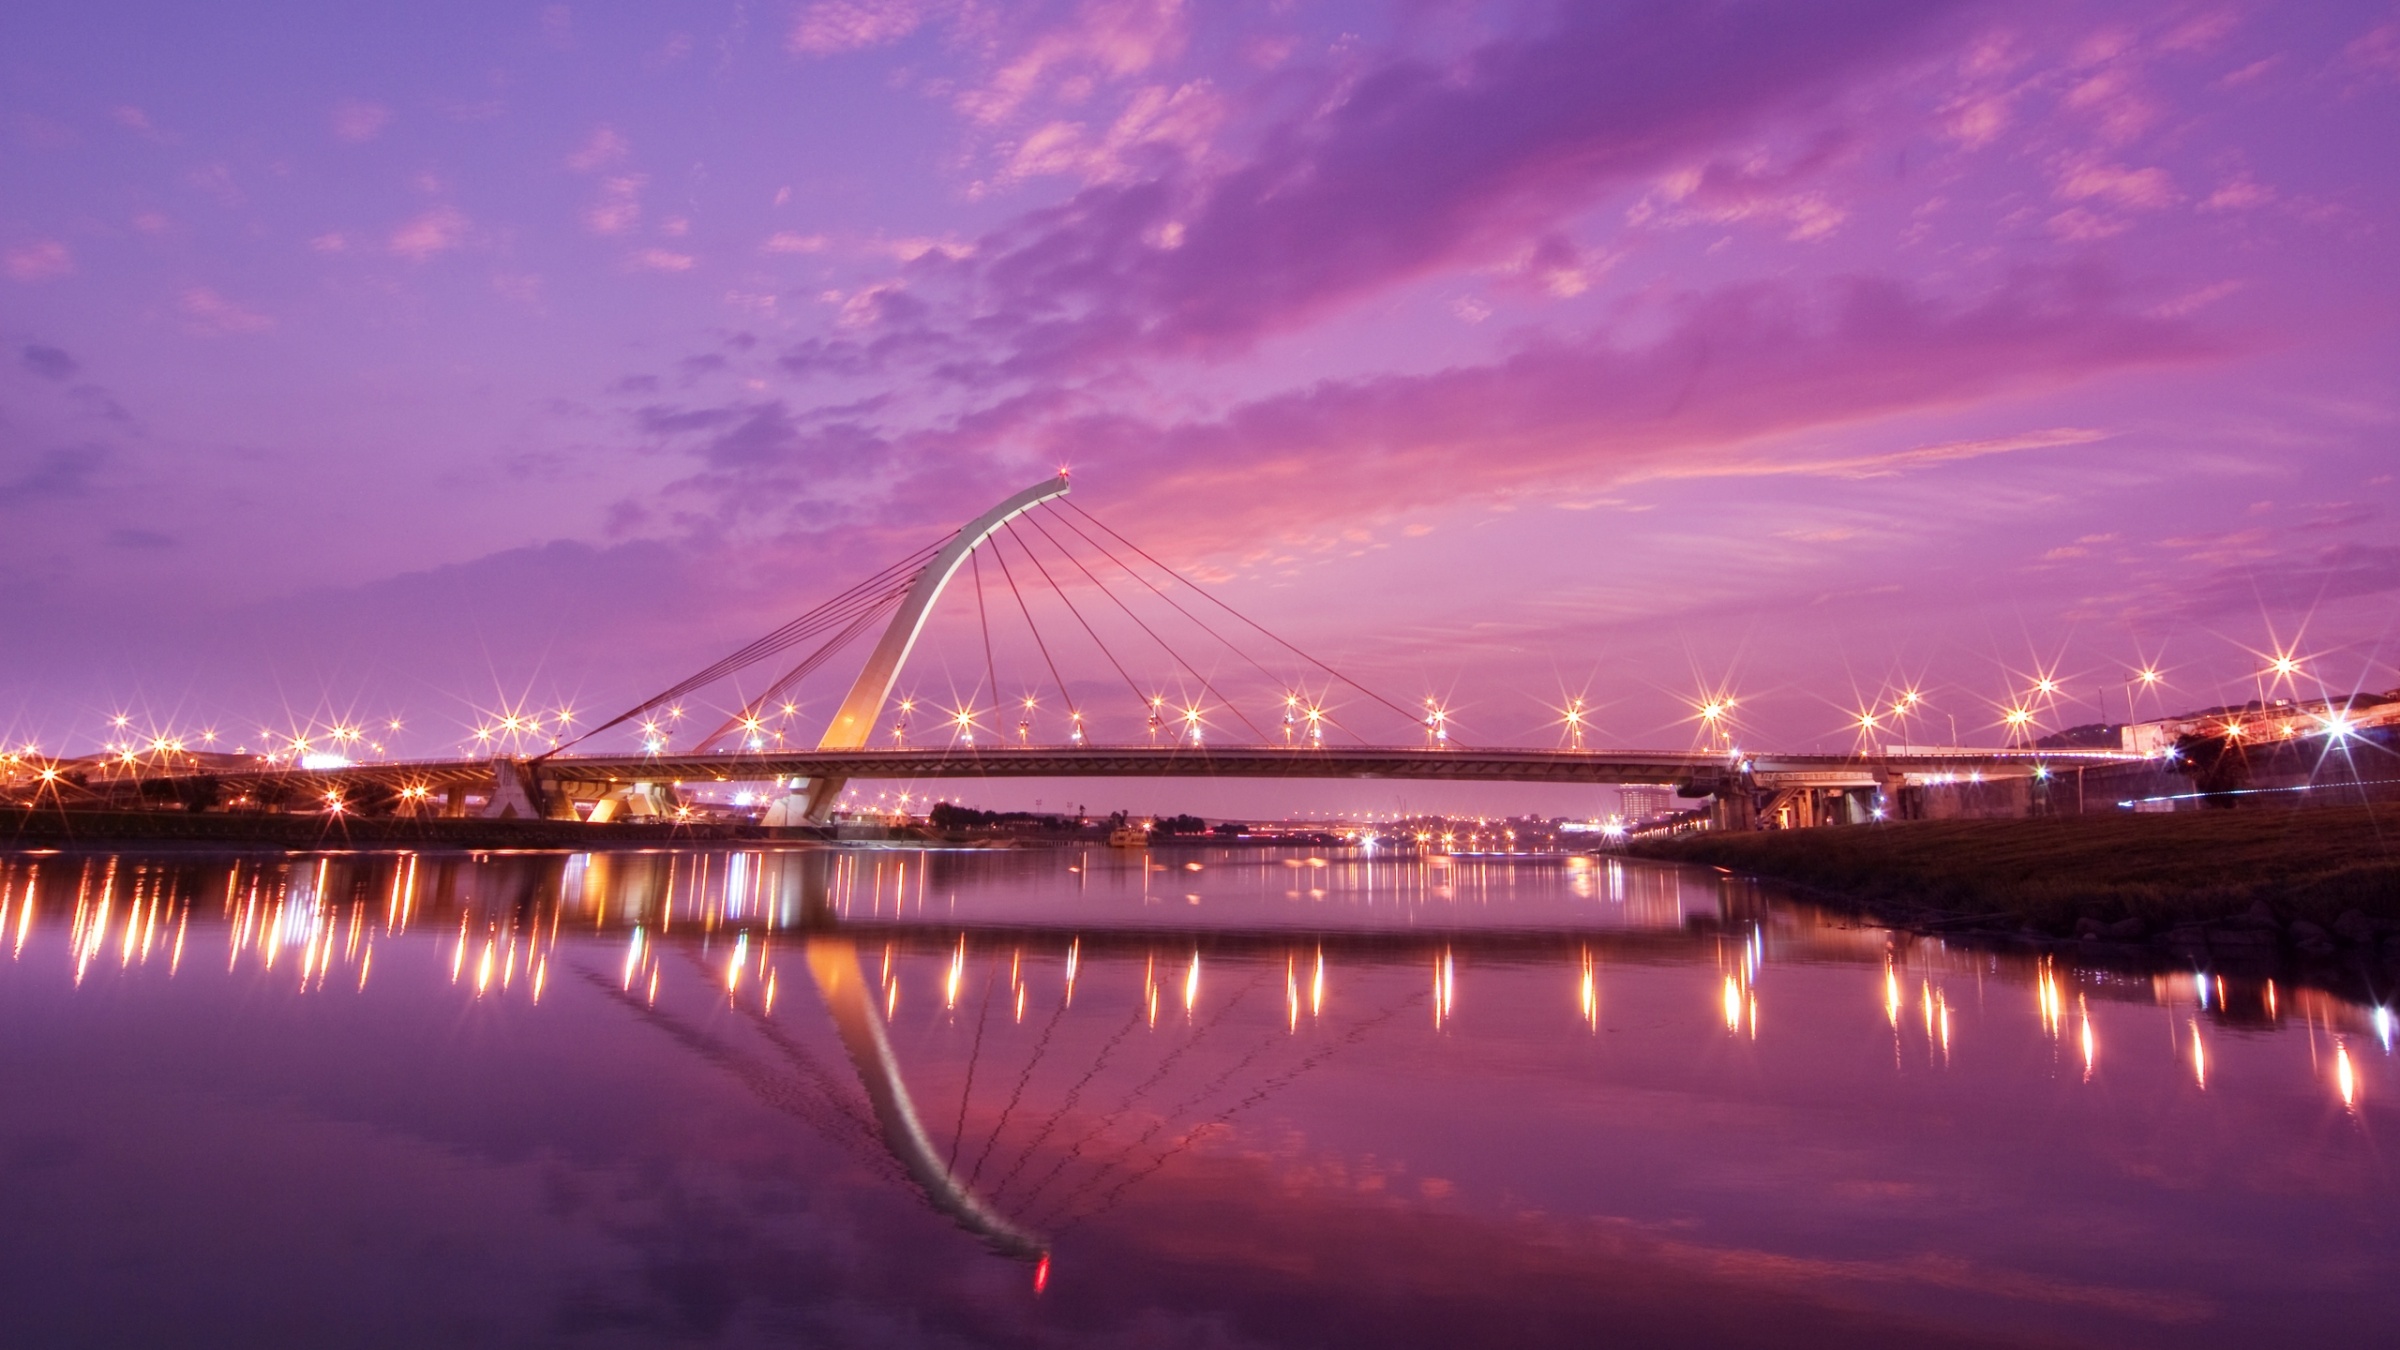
1628,804,2400,936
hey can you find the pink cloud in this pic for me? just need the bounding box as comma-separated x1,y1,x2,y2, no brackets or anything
330,100,391,142
2347,19,2400,77
995,80,1226,187
388,206,468,260
4,239,75,282
2052,157,2179,210
922,0,1976,376
631,248,695,272
178,287,274,335
491,272,543,305
1055,272,2221,543
585,176,645,235
958,0,1191,125
2200,175,2273,212
1626,139,1858,242
565,125,630,172
2046,207,2129,241
764,231,830,253
789,0,930,55
664,269,2220,553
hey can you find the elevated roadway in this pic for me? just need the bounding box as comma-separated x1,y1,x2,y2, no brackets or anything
93,742,2141,822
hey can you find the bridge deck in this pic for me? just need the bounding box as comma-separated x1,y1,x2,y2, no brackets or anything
123,742,2139,797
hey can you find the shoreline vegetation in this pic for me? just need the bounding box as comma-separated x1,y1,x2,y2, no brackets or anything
1628,804,2400,963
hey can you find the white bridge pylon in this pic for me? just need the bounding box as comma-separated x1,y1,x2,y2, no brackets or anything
794,474,1071,820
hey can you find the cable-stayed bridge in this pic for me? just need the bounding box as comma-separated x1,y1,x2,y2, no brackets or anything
51,474,2135,828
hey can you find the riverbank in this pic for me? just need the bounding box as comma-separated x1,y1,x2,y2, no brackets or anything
1628,804,2400,960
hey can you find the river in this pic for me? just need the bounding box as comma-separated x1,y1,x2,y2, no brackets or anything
0,844,2388,1348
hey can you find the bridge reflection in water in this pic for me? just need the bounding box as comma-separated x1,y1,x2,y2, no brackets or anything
0,845,1814,1258
3,842,2392,1324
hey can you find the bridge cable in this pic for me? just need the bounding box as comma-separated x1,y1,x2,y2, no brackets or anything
1039,503,1373,746
641,543,932,698
971,551,1001,733
689,597,901,753
988,529,1080,727
1009,964,1266,1221
547,542,939,757
947,954,1002,1173
1059,501,1436,743
1016,511,1271,744
986,999,1149,1205
1048,989,1416,1231
999,520,1152,727
681,591,902,752
966,975,1075,1190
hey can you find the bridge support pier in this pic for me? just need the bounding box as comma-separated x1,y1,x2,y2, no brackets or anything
800,776,847,824
585,780,680,823
481,759,554,820
1709,783,1758,832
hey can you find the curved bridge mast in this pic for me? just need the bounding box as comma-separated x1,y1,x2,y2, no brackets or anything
799,474,1070,819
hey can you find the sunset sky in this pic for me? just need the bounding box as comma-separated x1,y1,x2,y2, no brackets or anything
4,0,2398,802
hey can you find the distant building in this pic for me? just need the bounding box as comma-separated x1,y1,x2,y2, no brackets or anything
1618,785,1675,822
2119,690,2400,755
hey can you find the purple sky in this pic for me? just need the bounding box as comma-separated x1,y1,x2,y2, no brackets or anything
5,0,2399,786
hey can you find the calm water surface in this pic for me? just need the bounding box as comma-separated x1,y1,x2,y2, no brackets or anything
0,845,2390,1348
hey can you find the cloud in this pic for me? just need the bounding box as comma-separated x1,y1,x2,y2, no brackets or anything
2182,542,2400,615
1622,427,2109,484
566,125,630,172
20,344,78,380
178,287,275,335
2200,175,2273,212
0,444,106,505
2052,156,2178,210
330,100,392,142
389,206,468,261
1625,136,1858,241
107,528,178,549
789,0,930,55
586,176,645,235
631,248,695,272
764,232,829,254
1003,269,2220,547
995,80,1226,188
921,0,1975,376
657,267,2218,553
5,239,75,282
2348,18,2400,78
957,0,1190,126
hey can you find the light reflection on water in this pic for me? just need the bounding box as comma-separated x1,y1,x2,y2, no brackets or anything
0,845,2393,1349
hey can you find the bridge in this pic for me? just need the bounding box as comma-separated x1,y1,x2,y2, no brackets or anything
134,741,2123,831
29,474,2139,830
